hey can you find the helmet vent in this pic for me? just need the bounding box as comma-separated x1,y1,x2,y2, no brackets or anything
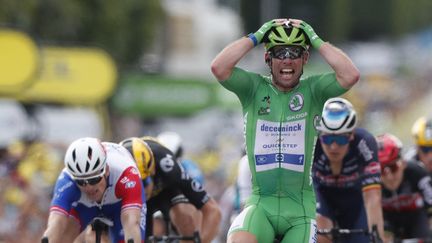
67,164,75,173
88,147,93,160
76,163,82,173
92,159,100,171
85,161,90,172
347,116,356,129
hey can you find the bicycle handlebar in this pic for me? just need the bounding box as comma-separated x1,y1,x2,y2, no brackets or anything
317,224,382,243
148,231,201,243
317,228,369,235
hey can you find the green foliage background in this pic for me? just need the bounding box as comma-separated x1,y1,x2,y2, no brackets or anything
1,0,432,69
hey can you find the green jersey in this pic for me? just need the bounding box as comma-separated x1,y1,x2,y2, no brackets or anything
222,67,347,198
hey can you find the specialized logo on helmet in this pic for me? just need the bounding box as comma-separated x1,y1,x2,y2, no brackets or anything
289,93,304,111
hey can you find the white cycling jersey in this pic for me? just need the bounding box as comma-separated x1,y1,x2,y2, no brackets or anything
236,155,252,207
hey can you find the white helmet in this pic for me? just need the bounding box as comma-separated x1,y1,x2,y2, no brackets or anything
157,131,183,158
316,97,357,134
64,137,107,178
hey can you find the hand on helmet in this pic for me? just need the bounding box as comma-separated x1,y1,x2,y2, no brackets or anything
249,19,287,46
289,19,324,49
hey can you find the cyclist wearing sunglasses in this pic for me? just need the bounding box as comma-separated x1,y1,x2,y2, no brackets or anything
408,117,432,175
377,133,432,242
313,98,384,243
211,17,360,243
42,137,146,243
119,136,221,243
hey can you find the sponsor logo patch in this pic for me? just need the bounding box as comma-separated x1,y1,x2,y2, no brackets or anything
160,155,175,172
289,93,304,111
125,181,136,188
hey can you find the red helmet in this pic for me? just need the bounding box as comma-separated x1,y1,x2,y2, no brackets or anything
376,133,403,166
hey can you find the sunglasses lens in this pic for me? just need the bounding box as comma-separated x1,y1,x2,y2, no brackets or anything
75,176,103,186
320,134,350,145
272,47,303,60
420,146,432,153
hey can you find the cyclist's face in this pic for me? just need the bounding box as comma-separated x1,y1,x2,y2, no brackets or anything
381,160,404,190
268,46,309,91
418,146,432,172
77,173,107,202
320,133,352,162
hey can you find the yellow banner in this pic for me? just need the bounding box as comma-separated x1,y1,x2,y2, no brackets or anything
0,29,38,94
18,47,117,105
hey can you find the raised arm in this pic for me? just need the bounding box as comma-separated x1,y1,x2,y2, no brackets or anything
289,19,360,89
210,37,254,81
211,19,286,81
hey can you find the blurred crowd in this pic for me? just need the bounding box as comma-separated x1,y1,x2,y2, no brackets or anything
0,138,62,243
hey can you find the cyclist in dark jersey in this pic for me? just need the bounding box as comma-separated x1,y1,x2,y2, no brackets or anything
408,116,432,175
119,137,221,243
313,98,384,243
377,133,432,242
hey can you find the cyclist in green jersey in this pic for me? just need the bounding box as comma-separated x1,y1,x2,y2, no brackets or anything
211,18,360,243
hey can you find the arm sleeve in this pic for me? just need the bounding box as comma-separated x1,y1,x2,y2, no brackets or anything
158,154,210,209
50,171,81,215
220,67,261,107
358,130,382,191
115,166,145,210
308,72,348,104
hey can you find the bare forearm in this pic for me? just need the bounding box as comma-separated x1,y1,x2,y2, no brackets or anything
43,213,78,243
123,226,141,243
364,190,384,240
121,209,142,243
200,201,222,243
211,37,254,81
318,42,360,89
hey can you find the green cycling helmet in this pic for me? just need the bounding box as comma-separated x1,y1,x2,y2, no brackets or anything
264,24,309,51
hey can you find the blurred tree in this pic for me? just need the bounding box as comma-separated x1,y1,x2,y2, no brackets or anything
239,0,432,42
323,0,351,43
390,0,432,37
350,0,391,41
0,0,164,67
240,0,260,35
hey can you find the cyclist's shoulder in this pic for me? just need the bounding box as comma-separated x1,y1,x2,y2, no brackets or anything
352,128,378,150
181,159,205,185
405,160,430,179
225,67,269,86
300,72,336,82
353,127,375,140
